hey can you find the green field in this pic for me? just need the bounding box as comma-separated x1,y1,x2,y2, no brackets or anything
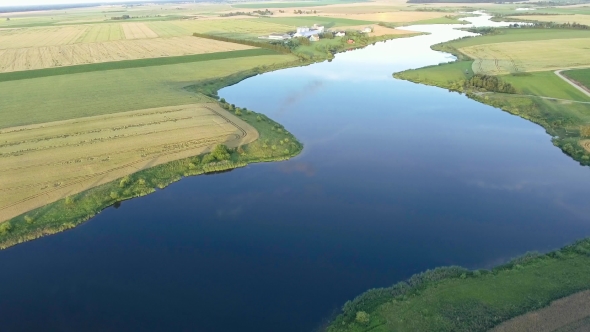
0,52,297,128
327,239,590,332
502,71,590,102
443,28,590,49
564,68,590,91
257,16,374,28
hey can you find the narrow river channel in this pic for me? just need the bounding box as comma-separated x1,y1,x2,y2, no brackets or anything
2,15,590,332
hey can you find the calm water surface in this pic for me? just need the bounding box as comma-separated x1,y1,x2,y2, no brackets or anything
2,16,590,332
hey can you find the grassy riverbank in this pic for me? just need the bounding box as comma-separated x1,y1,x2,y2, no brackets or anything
0,99,303,250
395,27,590,166
326,238,590,332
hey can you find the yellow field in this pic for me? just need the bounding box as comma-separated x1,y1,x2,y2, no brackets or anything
461,38,590,75
121,22,159,39
580,140,590,153
338,11,449,23
513,14,590,25
0,103,258,223
0,36,254,72
147,19,294,38
337,25,417,36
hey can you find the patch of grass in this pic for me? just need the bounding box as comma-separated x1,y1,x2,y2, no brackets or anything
563,68,590,92
502,71,590,102
443,28,590,49
0,53,298,129
394,60,474,91
327,239,590,332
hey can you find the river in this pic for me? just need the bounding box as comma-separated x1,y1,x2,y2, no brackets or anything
2,15,590,332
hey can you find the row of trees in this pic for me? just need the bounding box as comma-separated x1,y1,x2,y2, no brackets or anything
466,74,516,93
192,33,292,54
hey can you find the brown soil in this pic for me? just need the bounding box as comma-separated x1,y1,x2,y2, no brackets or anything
491,290,590,332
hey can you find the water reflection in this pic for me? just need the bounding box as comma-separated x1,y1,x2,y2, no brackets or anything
0,14,588,332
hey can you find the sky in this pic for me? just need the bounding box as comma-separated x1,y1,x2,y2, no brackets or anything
0,0,143,6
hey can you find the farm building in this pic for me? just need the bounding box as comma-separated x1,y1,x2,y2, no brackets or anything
335,31,345,37
309,34,320,42
362,26,373,33
347,39,355,44
294,24,324,37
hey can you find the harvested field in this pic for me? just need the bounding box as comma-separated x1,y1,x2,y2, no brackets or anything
512,14,590,25
0,103,258,223
491,290,590,332
0,36,254,73
121,22,159,40
74,24,125,43
338,11,449,23
580,140,590,153
148,19,294,38
461,38,590,75
0,25,87,49
337,24,417,36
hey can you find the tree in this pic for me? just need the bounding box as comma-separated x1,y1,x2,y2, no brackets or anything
0,222,12,235
355,311,370,324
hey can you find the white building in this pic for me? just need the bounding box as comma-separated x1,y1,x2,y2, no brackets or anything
294,25,324,37
362,26,372,33
309,34,319,42
335,31,345,37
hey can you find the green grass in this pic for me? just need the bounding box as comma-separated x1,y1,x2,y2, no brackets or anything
257,16,374,28
563,68,590,92
502,71,590,102
394,60,474,90
0,49,279,83
328,239,590,332
0,53,298,129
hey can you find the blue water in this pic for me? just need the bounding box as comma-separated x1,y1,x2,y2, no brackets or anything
2,17,590,332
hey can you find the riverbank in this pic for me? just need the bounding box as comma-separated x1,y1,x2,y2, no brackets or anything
394,26,590,167
326,238,590,332
0,31,421,250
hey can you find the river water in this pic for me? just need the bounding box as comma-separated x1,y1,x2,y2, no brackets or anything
2,15,590,332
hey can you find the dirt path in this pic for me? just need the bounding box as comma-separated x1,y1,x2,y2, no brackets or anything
555,69,590,99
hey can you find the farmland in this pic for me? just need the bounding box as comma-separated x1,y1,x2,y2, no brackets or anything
564,68,590,92
0,37,254,72
512,14,590,25
0,103,258,223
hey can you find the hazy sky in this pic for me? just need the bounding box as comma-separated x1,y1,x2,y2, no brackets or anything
0,0,143,6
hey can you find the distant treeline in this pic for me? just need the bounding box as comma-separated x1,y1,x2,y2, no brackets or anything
192,33,292,54
466,74,516,93
220,9,273,17
408,0,527,3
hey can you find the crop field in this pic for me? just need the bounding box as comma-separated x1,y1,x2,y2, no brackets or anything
148,19,294,38
580,140,590,153
502,71,590,101
121,22,159,39
338,24,416,36
0,36,254,72
512,14,590,25
564,69,590,92
491,290,590,332
0,25,88,49
444,29,590,49
339,11,449,23
461,38,590,75
0,53,297,128
0,103,257,223
256,16,373,28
